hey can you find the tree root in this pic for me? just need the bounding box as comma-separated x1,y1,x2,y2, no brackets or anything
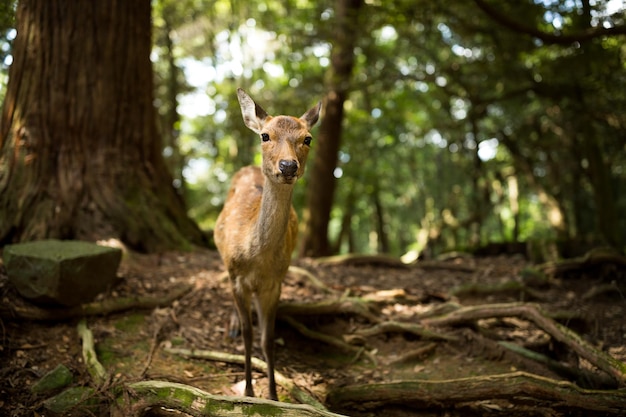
164,347,328,410
1,283,193,321
354,320,458,342
422,302,626,386
76,319,108,386
281,316,378,365
387,342,438,365
537,247,626,277
278,296,381,323
327,371,626,413
118,380,347,417
314,253,410,268
450,280,550,301
288,265,338,294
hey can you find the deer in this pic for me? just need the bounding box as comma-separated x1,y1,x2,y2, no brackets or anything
213,88,321,401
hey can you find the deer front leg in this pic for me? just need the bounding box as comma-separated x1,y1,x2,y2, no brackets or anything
256,287,281,401
232,286,255,397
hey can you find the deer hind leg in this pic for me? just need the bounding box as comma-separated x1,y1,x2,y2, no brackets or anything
232,285,255,397
255,288,281,401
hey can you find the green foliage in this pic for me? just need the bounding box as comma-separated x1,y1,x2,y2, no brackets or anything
150,0,626,255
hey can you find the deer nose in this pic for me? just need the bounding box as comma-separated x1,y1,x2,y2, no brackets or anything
279,159,298,177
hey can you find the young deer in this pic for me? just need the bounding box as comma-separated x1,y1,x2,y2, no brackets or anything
214,88,321,400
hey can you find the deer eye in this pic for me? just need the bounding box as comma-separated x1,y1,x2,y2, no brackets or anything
303,136,312,146
261,133,270,142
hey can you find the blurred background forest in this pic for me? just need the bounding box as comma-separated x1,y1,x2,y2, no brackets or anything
0,0,624,259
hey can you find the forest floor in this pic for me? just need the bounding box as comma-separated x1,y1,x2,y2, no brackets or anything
1,247,626,416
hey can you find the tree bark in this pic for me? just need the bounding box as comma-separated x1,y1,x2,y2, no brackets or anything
0,0,205,252
300,0,364,257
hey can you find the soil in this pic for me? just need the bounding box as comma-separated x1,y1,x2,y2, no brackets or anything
1,248,625,416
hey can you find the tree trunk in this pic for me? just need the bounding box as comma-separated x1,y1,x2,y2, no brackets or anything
0,0,205,252
300,0,363,258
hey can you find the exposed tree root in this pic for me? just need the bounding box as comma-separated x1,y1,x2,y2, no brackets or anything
413,260,477,273
451,280,550,301
327,371,626,413
498,341,618,389
76,319,108,386
164,347,327,410
288,265,338,294
387,342,438,365
422,302,626,386
50,320,343,416
314,253,410,268
277,296,381,323
354,320,458,342
537,247,626,277
118,380,347,417
281,316,378,365
1,284,193,321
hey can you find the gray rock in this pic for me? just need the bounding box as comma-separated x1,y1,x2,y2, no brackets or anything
3,240,122,307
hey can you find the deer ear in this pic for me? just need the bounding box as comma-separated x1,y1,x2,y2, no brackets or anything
237,88,270,134
300,101,322,130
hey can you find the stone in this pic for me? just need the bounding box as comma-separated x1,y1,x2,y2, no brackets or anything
31,364,74,394
3,240,122,307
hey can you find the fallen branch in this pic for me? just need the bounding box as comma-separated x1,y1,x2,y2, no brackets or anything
327,371,626,413
422,302,626,386
164,347,327,410
120,380,347,417
1,284,193,321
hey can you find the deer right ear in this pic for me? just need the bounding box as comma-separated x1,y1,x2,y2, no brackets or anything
237,88,270,134
300,101,322,130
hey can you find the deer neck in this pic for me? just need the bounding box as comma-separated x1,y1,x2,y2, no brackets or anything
253,179,294,252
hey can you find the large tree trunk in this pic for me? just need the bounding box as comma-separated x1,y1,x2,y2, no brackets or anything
300,0,363,257
0,0,205,252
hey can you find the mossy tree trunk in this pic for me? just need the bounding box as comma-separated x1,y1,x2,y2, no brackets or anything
0,0,205,251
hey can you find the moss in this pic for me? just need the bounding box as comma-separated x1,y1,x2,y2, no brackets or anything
243,403,285,416
114,313,146,332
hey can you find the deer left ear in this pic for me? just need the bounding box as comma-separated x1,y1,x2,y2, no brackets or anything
300,101,322,130
237,88,271,134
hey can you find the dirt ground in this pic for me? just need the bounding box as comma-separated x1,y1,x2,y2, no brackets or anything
1,247,625,416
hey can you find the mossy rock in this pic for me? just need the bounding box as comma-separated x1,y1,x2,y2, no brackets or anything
31,364,74,394
3,240,122,307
